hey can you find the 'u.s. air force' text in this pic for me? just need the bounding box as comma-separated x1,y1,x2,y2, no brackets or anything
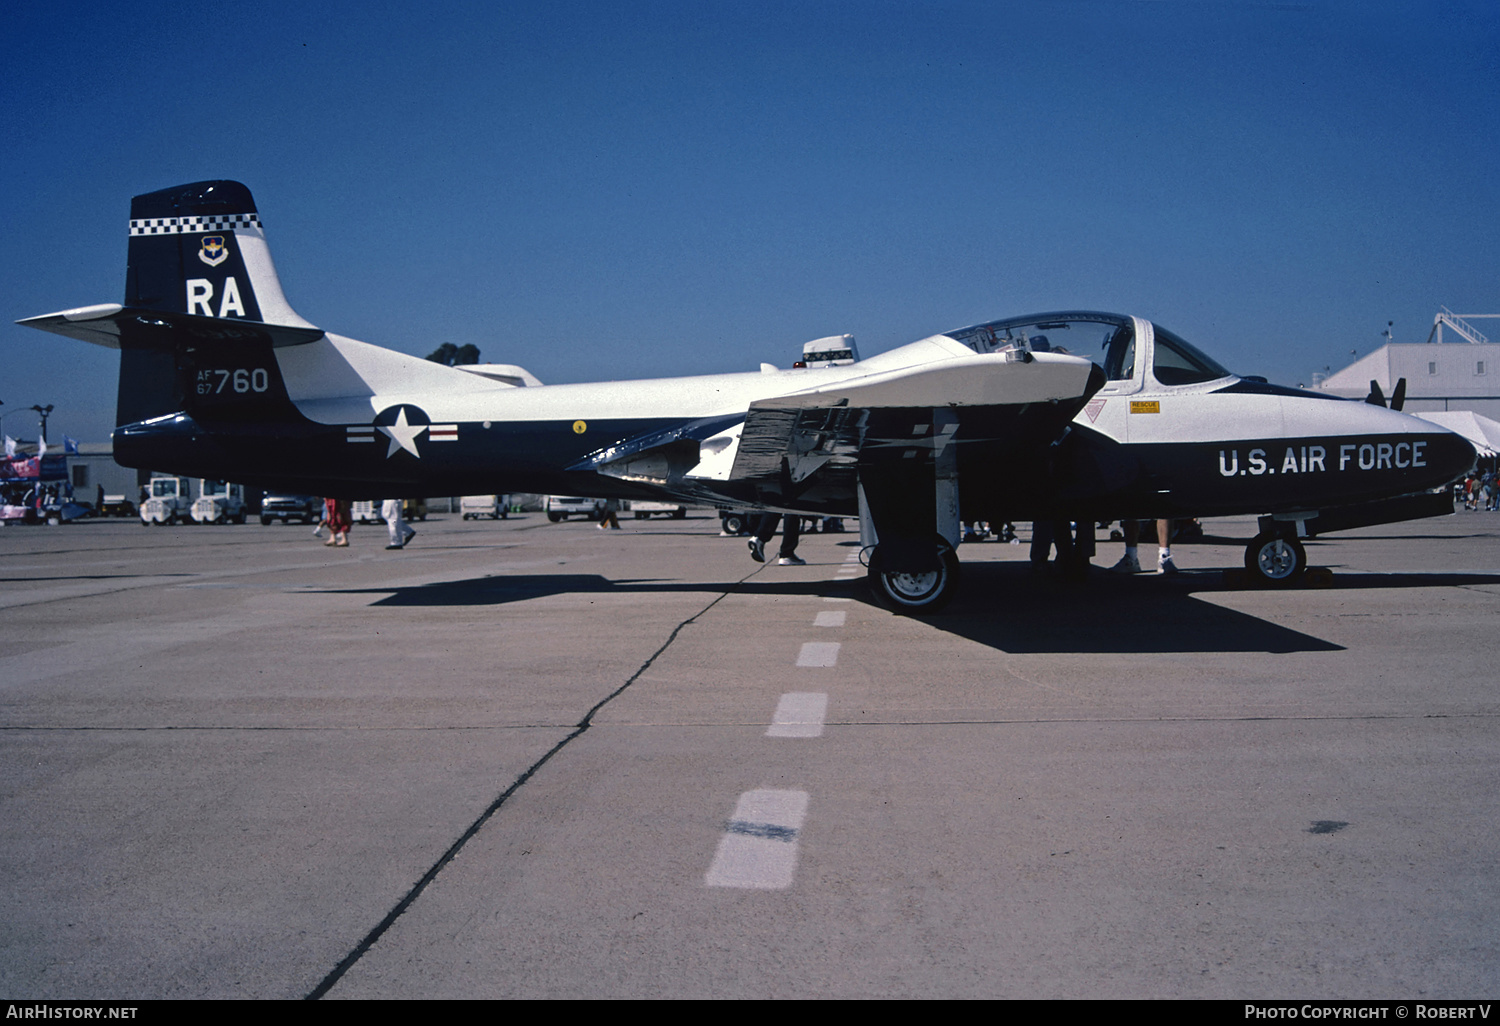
1220,442,1428,477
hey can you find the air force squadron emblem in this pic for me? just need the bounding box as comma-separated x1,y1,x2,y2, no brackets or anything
198,235,227,267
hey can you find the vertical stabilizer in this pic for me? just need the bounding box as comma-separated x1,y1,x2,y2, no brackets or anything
106,181,318,426
125,180,314,328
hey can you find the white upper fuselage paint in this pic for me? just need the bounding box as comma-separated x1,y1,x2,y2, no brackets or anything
1081,379,1443,443
1077,318,1449,444
276,331,1097,426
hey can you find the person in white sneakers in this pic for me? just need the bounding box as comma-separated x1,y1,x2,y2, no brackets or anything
1110,519,1179,574
747,513,805,566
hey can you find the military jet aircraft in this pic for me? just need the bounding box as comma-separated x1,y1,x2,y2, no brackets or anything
20,181,1474,612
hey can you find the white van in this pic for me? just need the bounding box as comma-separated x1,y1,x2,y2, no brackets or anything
545,496,606,522
461,495,510,520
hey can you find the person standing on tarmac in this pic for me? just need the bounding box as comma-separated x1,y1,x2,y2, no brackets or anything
323,498,352,548
748,512,804,565
1111,519,1178,574
381,498,415,549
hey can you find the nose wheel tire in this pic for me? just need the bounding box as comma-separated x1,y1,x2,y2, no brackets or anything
1245,532,1306,586
868,538,961,614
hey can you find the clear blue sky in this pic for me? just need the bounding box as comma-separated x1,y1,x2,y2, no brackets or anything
3,0,1496,442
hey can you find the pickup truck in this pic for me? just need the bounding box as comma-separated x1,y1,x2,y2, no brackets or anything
260,493,321,525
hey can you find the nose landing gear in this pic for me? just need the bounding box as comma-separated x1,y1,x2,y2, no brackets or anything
1245,531,1306,586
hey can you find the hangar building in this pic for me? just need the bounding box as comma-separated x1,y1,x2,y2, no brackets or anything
1314,327,1500,419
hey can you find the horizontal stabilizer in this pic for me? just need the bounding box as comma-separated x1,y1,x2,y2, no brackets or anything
18,305,324,350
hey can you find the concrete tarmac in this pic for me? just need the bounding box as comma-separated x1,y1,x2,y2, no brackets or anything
1,510,1497,998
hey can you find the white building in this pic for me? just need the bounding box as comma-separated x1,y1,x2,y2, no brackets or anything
67,442,145,503
1315,342,1500,420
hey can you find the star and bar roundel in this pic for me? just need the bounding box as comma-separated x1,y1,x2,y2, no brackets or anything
344,405,458,458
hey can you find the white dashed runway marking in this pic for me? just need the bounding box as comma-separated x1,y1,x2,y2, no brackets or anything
704,789,810,889
813,610,846,627
795,642,840,667
766,691,829,738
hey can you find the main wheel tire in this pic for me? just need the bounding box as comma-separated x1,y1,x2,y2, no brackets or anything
1245,532,1306,586
722,513,746,534
868,538,961,614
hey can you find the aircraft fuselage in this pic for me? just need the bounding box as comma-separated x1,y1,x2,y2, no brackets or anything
19,181,1477,609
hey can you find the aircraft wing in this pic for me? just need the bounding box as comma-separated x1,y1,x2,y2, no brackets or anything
704,341,1100,483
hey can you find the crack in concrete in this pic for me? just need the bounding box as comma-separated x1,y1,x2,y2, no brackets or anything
304,569,754,1000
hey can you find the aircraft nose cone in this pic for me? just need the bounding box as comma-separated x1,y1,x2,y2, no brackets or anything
1423,428,1478,485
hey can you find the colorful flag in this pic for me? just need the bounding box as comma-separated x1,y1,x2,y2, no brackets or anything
63,436,79,455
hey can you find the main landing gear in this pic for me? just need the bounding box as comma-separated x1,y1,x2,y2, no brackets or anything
1245,531,1307,586
866,537,961,614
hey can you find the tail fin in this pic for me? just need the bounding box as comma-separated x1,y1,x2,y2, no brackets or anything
126,180,314,328
20,181,322,427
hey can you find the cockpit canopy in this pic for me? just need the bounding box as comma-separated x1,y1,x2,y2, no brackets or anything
947,312,1231,387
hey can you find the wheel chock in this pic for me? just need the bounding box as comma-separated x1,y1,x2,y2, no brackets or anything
1303,566,1334,588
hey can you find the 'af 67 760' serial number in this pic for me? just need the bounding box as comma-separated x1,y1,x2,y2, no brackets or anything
195,368,270,395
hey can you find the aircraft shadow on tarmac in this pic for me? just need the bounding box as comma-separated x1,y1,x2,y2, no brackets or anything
331,573,843,607
932,562,1344,655
1297,570,1500,590
935,561,1500,654
310,562,1455,655
323,549,1500,655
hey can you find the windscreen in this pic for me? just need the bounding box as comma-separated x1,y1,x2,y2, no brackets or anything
948,313,1131,359
1150,323,1230,385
